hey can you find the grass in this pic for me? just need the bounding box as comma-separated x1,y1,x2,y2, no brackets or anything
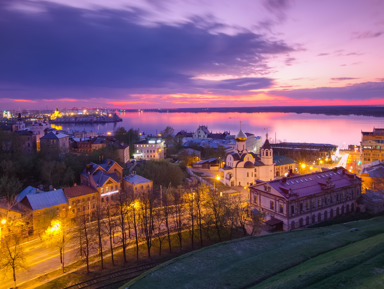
122,216,384,289
32,227,239,289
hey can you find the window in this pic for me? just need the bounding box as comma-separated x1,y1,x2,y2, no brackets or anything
291,205,295,215
279,204,284,214
300,203,303,212
101,188,104,194
270,201,275,210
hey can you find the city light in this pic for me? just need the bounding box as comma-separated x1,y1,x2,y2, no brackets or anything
216,175,221,181
301,164,306,169
310,166,313,170
1,219,6,225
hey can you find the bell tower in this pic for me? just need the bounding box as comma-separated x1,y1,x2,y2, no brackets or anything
260,134,273,165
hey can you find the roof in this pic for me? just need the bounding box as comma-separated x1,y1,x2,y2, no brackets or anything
135,138,164,145
41,131,69,140
25,189,68,211
244,161,255,168
361,161,384,178
363,190,384,203
251,167,361,200
124,174,152,185
92,170,120,187
261,138,272,150
197,125,210,135
63,185,98,199
273,155,295,166
235,129,247,141
17,185,39,202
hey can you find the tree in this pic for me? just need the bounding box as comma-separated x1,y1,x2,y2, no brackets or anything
42,219,69,273
160,126,174,146
139,191,154,258
105,203,117,266
0,219,26,289
183,189,196,249
172,187,184,249
95,204,105,270
116,190,130,263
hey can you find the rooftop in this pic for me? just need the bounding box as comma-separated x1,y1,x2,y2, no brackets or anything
251,167,361,200
124,174,152,185
63,185,98,199
24,189,68,211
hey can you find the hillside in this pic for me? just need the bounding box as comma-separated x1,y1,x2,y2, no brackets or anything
122,216,384,289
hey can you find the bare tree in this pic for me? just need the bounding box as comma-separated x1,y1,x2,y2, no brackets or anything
78,214,91,273
183,189,196,249
153,206,166,255
42,218,69,273
172,187,184,249
95,203,104,270
0,220,26,288
116,190,130,263
139,190,155,258
162,185,173,253
105,203,117,266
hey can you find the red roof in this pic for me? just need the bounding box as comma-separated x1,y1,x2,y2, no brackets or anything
63,185,97,199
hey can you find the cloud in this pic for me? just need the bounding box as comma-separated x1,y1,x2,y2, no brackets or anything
331,77,359,81
270,81,384,100
0,0,293,100
352,31,383,39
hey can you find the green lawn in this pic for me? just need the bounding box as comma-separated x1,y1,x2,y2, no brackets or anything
122,216,384,289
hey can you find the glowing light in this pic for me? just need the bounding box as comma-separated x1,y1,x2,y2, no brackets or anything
320,160,323,164
216,175,221,181
50,109,62,120
301,164,306,169
101,190,119,197
107,131,112,136
310,166,313,170
1,219,6,225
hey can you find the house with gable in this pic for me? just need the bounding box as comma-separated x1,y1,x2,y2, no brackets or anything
80,159,123,204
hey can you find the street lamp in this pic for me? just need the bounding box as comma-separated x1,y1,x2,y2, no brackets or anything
214,175,220,194
0,219,6,242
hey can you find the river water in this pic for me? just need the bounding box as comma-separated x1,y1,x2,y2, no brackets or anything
57,112,384,148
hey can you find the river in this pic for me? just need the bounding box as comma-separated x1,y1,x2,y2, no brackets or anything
57,112,384,148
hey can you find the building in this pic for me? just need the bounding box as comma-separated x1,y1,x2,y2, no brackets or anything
123,174,153,196
271,142,337,163
40,131,70,153
360,190,384,214
80,159,123,204
28,115,49,151
360,160,384,191
361,128,384,164
193,125,210,139
133,138,165,160
63,185,98,220
20,189,68,233
249,167,362,231
219,130,296,187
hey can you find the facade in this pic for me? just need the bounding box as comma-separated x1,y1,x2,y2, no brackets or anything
123,174,153,196
20,189,68,233
29,116,49,151
40,131,70,153
219,131,295,187
271,142,337,162
361,128,384,164
249,167,362,231
80,159,123,204
63,185,98,220
133,138,165,160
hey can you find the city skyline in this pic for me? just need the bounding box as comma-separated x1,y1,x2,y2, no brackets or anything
1,0,384,109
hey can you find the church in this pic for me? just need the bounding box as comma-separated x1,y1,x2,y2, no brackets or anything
219,129,296,187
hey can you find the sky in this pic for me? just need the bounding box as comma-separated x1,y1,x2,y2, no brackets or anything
1,0,384,109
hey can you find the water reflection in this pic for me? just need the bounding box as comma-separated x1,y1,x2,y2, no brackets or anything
59,112,384,148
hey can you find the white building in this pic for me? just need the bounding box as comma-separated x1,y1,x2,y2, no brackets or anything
219,130,275,187
133,138,165,160
219,130,295,187
193,125,210,139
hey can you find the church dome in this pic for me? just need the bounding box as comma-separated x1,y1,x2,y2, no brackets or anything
244,161,254,168
235,129,247,142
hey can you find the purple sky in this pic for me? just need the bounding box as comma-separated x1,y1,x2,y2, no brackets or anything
1,0,384,109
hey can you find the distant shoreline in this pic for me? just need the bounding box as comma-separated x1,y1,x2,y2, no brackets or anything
119,106,384,117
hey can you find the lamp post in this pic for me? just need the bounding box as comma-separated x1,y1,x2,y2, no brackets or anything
214,175,221,194
0,218,6,243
